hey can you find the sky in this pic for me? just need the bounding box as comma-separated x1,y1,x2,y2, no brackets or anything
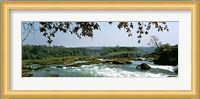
22,22,178,47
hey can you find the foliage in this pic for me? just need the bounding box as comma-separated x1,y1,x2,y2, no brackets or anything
148,36,162,50
22,45,90,60
103,51,140,58
100,47,136,55
22,22,169,45
23,57,65,65
23,45,141,61
153,44,178,66
100,47,140,58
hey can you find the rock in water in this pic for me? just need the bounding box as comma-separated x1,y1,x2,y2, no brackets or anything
104,59,132,64
173,66,178,74
56,66,62,69
136,63,151,70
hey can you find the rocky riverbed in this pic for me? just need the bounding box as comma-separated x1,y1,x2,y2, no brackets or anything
22,58,178,77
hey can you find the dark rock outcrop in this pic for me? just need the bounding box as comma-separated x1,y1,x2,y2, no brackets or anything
135,58,143,61
104,58,132,64
173,66,178,74
136,63,151,70
22,72,33,77
154,57,178,66
153,44,178,66
56,66,62,69
113,60,132,64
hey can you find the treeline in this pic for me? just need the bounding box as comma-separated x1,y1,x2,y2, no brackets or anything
22,45,90,60
100,47,140,58
22,45,141,60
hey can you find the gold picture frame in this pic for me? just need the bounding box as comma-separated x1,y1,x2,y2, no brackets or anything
1,1,199,98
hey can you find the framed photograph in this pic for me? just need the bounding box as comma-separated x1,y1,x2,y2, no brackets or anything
1,1,199,98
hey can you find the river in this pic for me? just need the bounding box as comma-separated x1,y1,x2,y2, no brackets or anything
27,60,178,77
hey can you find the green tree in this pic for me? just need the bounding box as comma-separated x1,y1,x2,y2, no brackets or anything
153,44,178,66
148,35,162,54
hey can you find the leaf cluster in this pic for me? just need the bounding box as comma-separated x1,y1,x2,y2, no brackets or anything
23,21,169,45
39,22,101,45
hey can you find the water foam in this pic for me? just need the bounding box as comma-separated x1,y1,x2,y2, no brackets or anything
149,65,175,72
77,64,171,77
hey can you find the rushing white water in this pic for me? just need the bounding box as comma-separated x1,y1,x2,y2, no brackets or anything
70,64,175,77
29,60,178,77
149,65,175,72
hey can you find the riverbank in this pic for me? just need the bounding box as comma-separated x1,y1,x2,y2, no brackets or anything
22,57,134,76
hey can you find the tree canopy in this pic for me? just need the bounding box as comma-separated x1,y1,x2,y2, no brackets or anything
22,22,169,45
